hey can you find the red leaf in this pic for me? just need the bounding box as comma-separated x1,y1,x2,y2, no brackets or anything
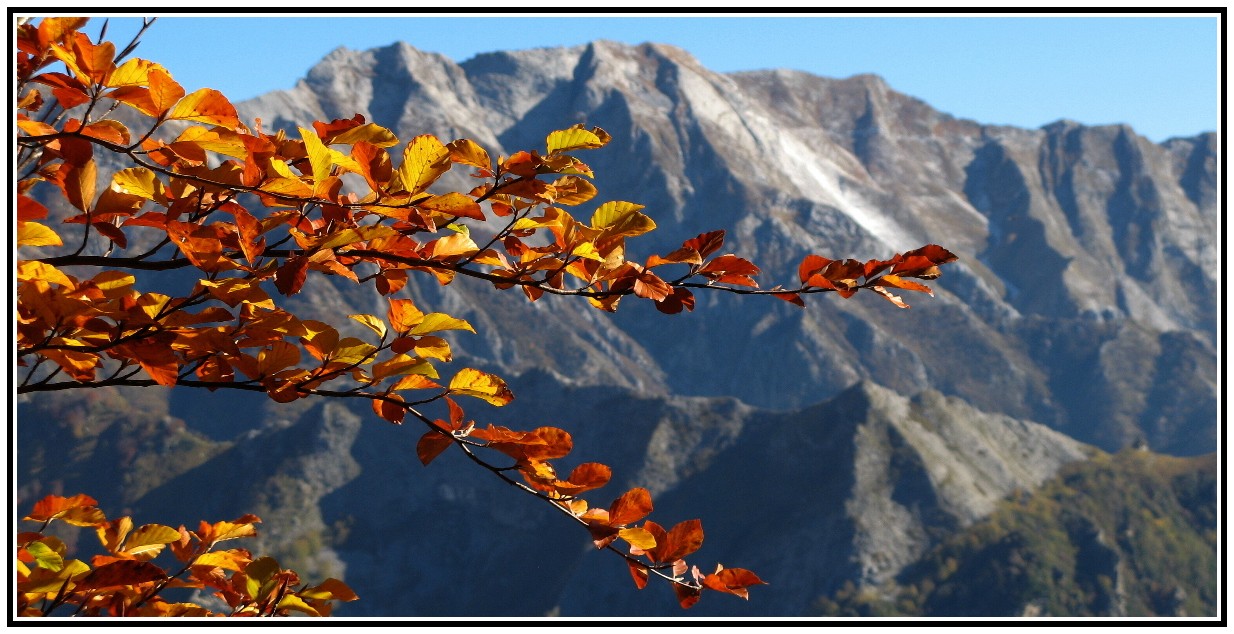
702,567,767,600
416,430,453,466
673,582,702,609
698,254,760,278
372,394,406,425
772,290,805,307
654,287,695,315
683,230,725,260
274,255,310,296
92,221,127,248
627,561,650,590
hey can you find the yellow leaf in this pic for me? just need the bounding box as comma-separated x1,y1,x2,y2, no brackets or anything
372,354,435,380
109,167,164,204
104,57,172,88
410,313,475,336
17,221,63,248
329,123,398,148
418,192,484,221
276,594,320,616
448,368,514,407
330,338,378,366
317,225,397,251
258,176,314,200
348,314,388,339
390,374,441,391
17,261,73,287
618,527,658,550
411,336,453,362
301,578,359,602
591,201,656,239
395,134,451,196
121,524,181,560
173,126,248,160
192,549,252,572
546,126,607,155
298,126,333,186
571,241,604,261
90,271,136,299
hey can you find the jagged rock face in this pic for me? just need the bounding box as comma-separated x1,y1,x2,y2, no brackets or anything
543,381,1090,616
237,41,1216,454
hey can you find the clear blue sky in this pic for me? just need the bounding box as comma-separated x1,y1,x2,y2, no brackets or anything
50,12,1220,143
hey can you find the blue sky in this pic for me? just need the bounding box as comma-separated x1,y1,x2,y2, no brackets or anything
57,12,1220,143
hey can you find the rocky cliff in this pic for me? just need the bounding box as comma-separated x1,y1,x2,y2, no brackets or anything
240,40,1218,455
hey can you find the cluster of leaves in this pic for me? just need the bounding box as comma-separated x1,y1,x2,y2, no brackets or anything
15,18,955,611
16,493,357,616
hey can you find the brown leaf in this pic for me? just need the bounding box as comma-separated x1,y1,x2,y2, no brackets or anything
416,430,453,466
74,560,166,591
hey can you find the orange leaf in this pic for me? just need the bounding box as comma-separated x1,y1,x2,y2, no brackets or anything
418,192,484,221
25,493,99,523
447,138,492,173
387,297,425,335
608,488,653,526
656,519,704,563
701,567,767,600
555,462,612,495
168,88,239,128
683,230,726,260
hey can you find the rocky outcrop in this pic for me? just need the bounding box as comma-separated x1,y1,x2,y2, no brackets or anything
234,40,1217,455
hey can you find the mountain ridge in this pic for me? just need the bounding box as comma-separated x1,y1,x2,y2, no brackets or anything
238,37,1217,455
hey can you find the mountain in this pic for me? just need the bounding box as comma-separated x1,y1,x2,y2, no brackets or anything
16,39,1219,617
815,449,1218,617
243,40,1218,456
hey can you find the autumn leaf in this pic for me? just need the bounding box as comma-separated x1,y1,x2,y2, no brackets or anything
74,560,166,591
167,88,239,128
447,368,514,407
416,430,454,466
17,221,63,248
701,566,767,600
120,524,183,560
608,488,654,527
546,125,607,155
25,494,104,526
591,201,656,239
395,134,451,195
